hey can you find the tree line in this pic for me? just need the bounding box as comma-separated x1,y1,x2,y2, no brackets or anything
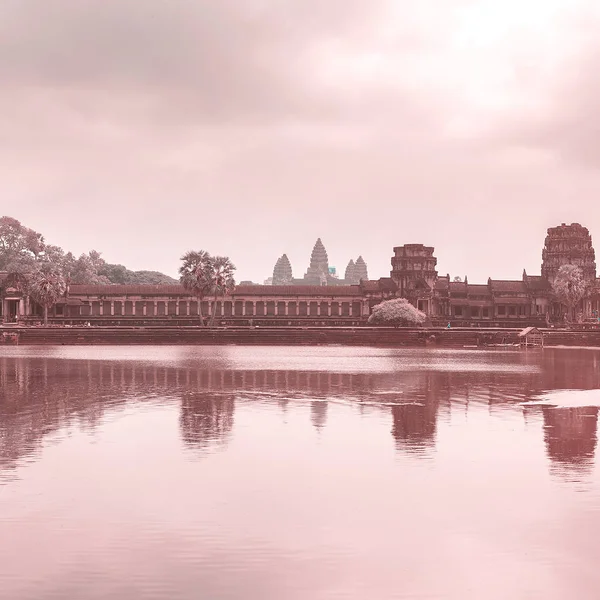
0,216,236,325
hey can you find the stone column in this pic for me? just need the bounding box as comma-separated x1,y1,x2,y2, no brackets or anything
327,302,331,317
175,302,180,316
274,302,279,316
153,301,158,317
131,301,136,316
317,303,321,316
285,301,289,316
252,301,256,316
111,301,115,316
143,303,147,316
19,298,25,317
348,302,353,317
242,301,246,316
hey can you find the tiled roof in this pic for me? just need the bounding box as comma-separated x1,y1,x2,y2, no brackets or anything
467,284,491,296
448,281,467,292
69,284,186,295
359,280,381,292
233,285,361,297
378,278,398,291
489,280,527,293
524,275,551,291
68,284,362,297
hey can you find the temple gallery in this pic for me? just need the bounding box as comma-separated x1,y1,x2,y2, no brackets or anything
1,223,599,326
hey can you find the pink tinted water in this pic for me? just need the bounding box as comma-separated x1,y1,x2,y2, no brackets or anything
1,346,599,599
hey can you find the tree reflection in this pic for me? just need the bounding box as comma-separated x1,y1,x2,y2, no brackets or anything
179,392,235,454
310,400,328,431
390,373,440,456
2,348,600,479
543,406,598,478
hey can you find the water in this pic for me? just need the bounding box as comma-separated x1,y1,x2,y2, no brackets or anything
1,346,599,599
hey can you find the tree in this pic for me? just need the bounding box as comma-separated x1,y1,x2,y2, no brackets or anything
207,256,236,326
0,216,45,271
552,264,587,322
179,250,212,325
368,298,427,327
27,264,67,325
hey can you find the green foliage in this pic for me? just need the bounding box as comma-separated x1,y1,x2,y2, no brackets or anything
0,216,177,285
551,264,587,321
27,264,67,325
179,252,236,325
368,298,427,326
0,216,45,271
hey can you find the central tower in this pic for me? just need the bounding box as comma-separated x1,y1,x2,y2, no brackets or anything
390,244,438,294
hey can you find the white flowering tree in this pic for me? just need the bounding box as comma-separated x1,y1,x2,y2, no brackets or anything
552,264,587,322
368,298,427,327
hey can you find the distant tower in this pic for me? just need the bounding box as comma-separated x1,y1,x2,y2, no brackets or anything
354,256,368,282
272,254,293,285
304,238,329,284
541,223,597,285
344,259,356,283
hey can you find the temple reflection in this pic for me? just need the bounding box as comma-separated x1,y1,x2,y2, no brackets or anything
180,392,235,454
1,349,600,478
543,406,599,478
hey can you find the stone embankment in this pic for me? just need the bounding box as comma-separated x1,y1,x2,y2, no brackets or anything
1,326,599,347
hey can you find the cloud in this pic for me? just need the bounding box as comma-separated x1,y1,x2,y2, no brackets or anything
2,0,600,284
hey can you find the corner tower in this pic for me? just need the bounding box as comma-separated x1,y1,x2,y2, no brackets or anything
541,223,596,285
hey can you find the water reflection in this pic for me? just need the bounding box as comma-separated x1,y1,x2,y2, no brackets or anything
2,347,600,600
180,392,235,453
1,349,600,479
543,407,599,477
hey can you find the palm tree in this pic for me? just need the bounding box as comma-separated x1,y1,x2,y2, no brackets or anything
207,256,236,326
179,250,212,326
27,265,66,325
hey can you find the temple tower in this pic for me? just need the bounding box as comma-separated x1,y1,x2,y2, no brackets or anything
354,256,368,282
345,260,356,284
272,254,293,285
541,223,597,285
304,238,329,284
390,244,438,313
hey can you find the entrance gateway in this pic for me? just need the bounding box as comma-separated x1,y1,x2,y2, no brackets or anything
2,298,20,323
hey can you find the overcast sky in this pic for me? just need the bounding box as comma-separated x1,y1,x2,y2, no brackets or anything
3,0,600,283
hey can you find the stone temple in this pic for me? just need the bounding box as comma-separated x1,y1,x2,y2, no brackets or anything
2,223,600,325
269,239,369,286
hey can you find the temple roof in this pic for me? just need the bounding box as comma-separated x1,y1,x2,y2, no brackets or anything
68,284,362,297
448,281,467,292
524,275,552,291
467,284,492,296
488,280,528,293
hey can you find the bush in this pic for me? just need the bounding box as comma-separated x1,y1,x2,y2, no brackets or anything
368,298,427,326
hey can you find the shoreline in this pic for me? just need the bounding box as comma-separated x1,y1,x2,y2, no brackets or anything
2,326,600,347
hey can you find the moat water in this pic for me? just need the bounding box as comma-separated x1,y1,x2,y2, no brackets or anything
1,346,599,599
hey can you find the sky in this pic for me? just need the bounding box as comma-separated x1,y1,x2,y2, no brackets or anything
3,0,600,284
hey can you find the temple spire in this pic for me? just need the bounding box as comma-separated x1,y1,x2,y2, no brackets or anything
304,238,330,284
354,256,368,282
272,253,293,284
